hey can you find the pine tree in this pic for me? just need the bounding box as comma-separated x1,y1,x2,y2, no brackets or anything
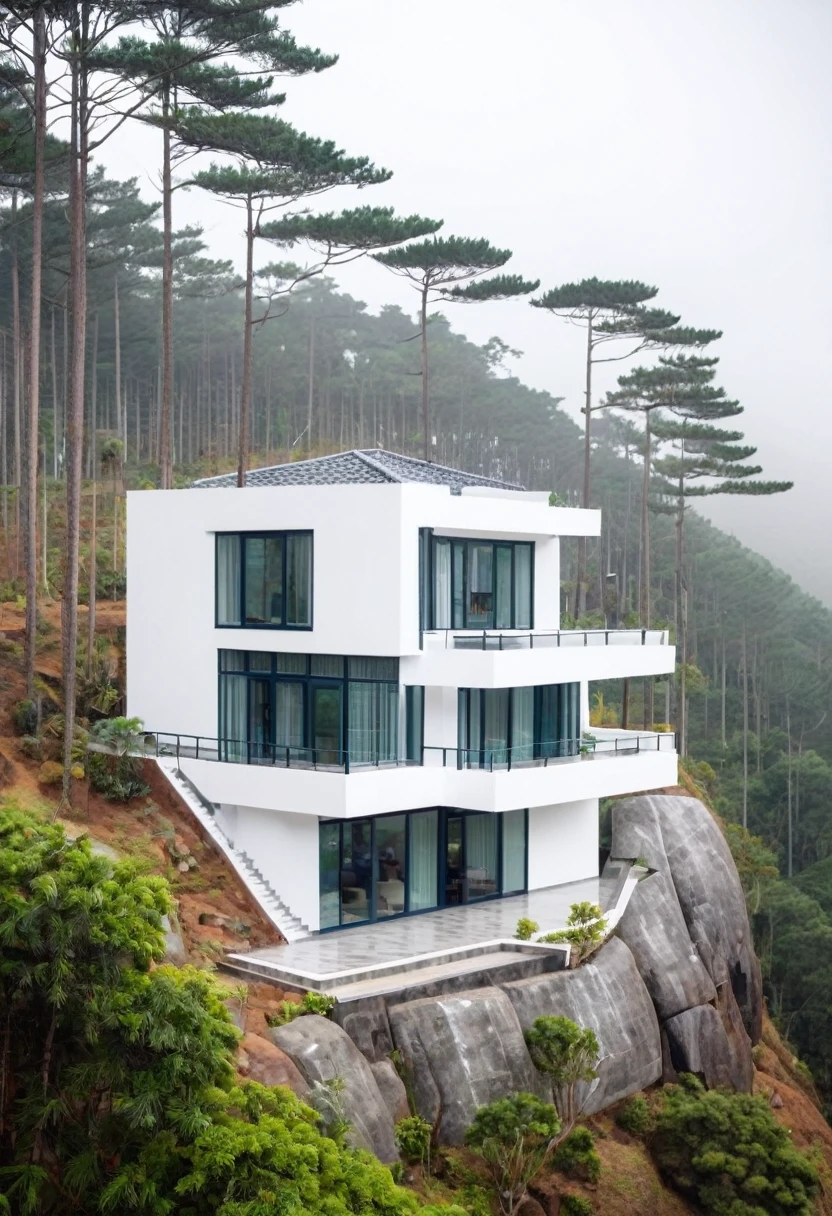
373,236,538,460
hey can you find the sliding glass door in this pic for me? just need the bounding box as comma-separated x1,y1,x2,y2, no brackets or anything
310,683,342,765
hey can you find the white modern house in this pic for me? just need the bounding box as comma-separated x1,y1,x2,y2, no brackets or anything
127,449,677,938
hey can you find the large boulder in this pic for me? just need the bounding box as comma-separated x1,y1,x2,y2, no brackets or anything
613,795,763,1044
663,1002,752,1092
237,1033,310,1099
269,1015,398,1162
610,796,668,871
616,871,716,1019
388,987,544,1145
333,997,394,1063
502,936,662,1114
371,1059,410,1124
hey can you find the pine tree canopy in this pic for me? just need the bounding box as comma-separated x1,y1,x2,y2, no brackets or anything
259,205,443,251
443,272,540,302
531,277,658,313
594,305,680,335
373,235,513,278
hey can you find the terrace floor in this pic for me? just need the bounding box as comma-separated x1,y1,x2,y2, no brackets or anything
226,870,623,995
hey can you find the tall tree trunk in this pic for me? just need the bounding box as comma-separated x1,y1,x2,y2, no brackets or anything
51,306,59,477
61,7,89,804
676,475,686,757
113,272,121,454
720,622,727,749
237,194,254,487
11,191,21,577
24,5,47,700
306,313,315,454
87,312,98,667
159,83,174,489
574,314,593,618
420,281,429,461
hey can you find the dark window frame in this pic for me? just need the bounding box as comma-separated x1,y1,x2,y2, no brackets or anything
419,529,534,633
458,683,581,767
215,530,314,631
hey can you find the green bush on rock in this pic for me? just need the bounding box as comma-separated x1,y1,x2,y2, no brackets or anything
551,1126,601,1183
649,1074,819,1216
466,1092,561,1216
615,1093,653,1136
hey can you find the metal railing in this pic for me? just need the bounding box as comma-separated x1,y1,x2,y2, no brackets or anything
423,730,677,771
144,732,417,775
425,627,670,651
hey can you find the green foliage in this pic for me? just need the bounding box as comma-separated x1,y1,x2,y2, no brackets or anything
514,917,539,941
551,1126,601,1182
559,1195,593,1216
465,1093,561,1216
395,1114,433,1167
88,716,150,801
538,902,608,962
11,699,37,735
649,1074,819,1215
302,990,337,1017
36,759,63,786
616,1094,653,1136
524,1016,599,1132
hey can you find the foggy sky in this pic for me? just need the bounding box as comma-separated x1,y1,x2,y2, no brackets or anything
101,0,832,605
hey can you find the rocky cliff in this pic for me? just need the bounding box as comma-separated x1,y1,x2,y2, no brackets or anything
267,793,763,1157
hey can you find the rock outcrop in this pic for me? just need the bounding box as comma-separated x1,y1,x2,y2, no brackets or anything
503,936,662,1113
663,1003,751,1092
388,987,544,1144
237,1032,310,1098
269,1015,399,1162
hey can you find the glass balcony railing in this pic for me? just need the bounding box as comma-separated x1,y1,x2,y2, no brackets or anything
423,627,670,651
423,730,677,771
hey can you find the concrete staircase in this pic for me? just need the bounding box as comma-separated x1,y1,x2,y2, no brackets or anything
154,759,312,943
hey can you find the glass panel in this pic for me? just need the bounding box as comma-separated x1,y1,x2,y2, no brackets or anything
375,815,407,918
219,673,247,761
410,810,438,911
245,536,283,625
216,535,241,625
319,823,341,930
502,809,526,893
312,686,342,764
445,816,464,905
248,679,271,763
483,688,509,767
495,546,512,629
419,529,431,631
349,657,399,681
452,542,465,628
311,655,344,678
248,651,272,672
466,813,498,899
379,683,399,763
405,686,424,763
348,682,376,765
468,689,482,768
341,820,372,924
538,684,558,758
219,649,245,671
514,544,533,629
467,543,493,628
433,539,452,629
275,652,308,675
274,682,304,756
511,687,534,763
286,533,312,626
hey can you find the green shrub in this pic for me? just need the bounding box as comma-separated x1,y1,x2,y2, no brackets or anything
465,1093,561,1216
524,1016,599,1132
538,902,607,962
551,1126,601,1183
88,717,150,801
616,1094,653,1136
650,1074,819,1215
514,917,540,941
560,1195,593,1216
302,990,336,1017
18,734,43,761
395,1114,433,1166
266,999,304,1028
11,699,37,736
37,760,63,786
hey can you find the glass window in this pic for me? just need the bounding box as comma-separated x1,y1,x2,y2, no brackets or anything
348,681,399,765
219,649,246,671
248,651,272,673
219,673,247,761
483,688,509,767
319,823,341,930
274,682,304,755
511,687,534,763
503,809,526,893
467,544,493,628
311,655,344,678
341,820,372,924
433,538,452,629
217,535,241,625
375,815,407,918
245,536,283,625
495,546,513,629
275,653,307,675
409,810,438,911
349,657,399,681
405,686,424,763
514,544,532,629
466,814,498,899
286,533,312,626
452,542,465,628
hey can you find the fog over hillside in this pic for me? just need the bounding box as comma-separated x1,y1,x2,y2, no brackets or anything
101,0,832,603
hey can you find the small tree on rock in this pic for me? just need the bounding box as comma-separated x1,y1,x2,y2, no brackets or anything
524,1015,600,1135
465,1092,562,1216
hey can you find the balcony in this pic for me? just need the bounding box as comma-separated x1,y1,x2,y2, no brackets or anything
142,728,678,820
403,627,675,689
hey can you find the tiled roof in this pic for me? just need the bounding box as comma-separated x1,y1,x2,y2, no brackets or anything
192,450,526,492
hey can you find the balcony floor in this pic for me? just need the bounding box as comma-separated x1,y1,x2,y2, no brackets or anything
229,872,620,988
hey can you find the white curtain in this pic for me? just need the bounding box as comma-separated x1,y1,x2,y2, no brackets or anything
287,534,312,626
349,683,399,765
220,673,247,761
466,814,498,892
502,809,526,893
495,546,512,628
216,535,240,625
514,544,532,629
275,682,304,756
409,810,438,910
433,539,452,628
511,687,534,762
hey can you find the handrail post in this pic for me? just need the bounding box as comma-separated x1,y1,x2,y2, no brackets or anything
345,749,350,775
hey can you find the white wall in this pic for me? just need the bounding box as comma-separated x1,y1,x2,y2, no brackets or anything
215,804,321,931
527,799,599,889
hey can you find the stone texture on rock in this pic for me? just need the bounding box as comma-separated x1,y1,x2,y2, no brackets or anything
616,870,716,1019
161,913,188,965
663,1004,749,1092
333,997,394,1063
503,937,662,1114
237,1033,310,1099
714,981,754,1093
270,1015,398,1162
611,796,669,872
388,987,544,1145
371,1059,410,1124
